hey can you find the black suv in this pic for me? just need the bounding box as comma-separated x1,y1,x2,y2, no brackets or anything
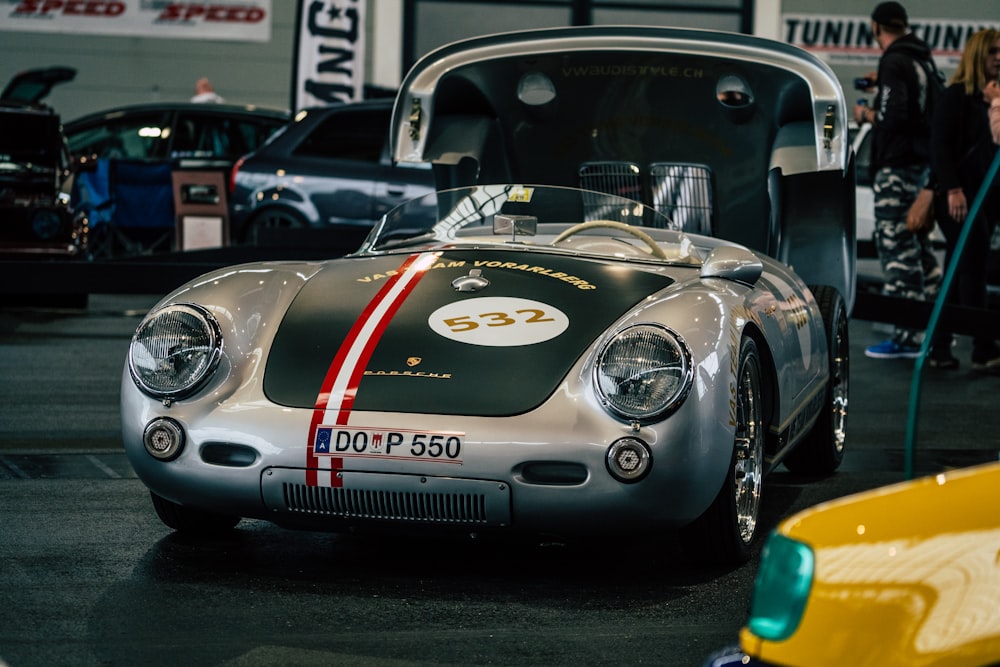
0,67,80,257
228,99,435,247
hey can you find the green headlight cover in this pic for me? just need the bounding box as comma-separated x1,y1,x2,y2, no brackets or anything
746,532,814,641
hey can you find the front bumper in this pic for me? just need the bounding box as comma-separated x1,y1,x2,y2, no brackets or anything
123,393,732,537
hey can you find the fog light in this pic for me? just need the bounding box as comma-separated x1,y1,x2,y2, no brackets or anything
143,418,185,461
606,437,651,482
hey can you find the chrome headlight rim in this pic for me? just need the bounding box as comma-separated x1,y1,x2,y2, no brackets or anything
128,302,223,400
594,323,693,423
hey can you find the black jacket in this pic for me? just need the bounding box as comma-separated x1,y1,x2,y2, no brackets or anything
931,82,998,196
870,33,935,171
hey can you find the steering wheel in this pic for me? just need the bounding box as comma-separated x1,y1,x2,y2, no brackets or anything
551,220,668,260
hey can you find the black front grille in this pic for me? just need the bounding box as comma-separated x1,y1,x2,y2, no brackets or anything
282,482,489,525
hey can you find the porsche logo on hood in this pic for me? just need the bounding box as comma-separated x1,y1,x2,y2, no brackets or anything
452,268,490,292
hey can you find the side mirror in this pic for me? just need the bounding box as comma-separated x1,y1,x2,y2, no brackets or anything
700,245,763,286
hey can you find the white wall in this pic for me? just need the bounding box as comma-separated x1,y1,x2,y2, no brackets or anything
1,3,298,119
2,0,997,124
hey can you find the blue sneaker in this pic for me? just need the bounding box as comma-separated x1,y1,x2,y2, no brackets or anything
864,338,921,359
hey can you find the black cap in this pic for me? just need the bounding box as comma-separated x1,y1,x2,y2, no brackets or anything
871,2,908,28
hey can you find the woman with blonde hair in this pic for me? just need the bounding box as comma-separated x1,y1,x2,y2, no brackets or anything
929,28,1000,371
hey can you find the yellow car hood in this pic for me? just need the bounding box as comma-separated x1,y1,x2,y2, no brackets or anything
746,461,1000,666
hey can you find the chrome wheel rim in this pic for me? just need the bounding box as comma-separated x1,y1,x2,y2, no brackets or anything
829,306,849,456
734,350,763,544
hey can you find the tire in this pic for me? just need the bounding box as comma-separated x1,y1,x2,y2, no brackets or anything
150,492,240,534
686,336,765,566
242,207,307,246
782,285,848,474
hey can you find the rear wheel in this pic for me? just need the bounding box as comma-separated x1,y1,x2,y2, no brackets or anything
150,492,240,534
242,207,307,246
686,336,765,565
782,285,848,474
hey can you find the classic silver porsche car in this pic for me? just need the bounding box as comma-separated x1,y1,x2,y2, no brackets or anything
122,26,855,565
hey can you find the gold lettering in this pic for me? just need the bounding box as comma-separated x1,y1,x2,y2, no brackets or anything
358,259,599,290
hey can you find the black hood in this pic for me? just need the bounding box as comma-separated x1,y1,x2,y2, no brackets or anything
264,249,676,416
1,66,75,105
884,33,932,62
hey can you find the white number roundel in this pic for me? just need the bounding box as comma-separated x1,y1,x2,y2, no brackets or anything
428,296,570,347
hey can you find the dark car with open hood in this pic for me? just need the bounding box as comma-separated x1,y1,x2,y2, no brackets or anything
0,66,81,258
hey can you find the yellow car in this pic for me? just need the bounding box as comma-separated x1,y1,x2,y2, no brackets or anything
708,462,1000,667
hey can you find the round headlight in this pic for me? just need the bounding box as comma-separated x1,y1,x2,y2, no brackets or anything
595,324,692,422
128,303,222,399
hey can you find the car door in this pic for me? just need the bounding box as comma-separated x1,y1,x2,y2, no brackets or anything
291,105,393,225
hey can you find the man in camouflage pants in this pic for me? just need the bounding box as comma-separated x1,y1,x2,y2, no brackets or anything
874,166,941,327
854,2,944,361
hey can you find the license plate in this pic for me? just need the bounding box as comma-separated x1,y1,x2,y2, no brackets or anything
313,426,464,464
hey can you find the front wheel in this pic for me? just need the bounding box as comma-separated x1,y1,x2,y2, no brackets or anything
150,492,240,534
782,285,848,474
685,336,765,565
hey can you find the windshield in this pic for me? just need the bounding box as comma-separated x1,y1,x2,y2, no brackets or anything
361,184,703,264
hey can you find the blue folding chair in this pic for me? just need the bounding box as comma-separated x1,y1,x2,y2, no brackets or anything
108,159,176,255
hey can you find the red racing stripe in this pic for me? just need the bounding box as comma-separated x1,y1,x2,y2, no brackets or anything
306,252,441,486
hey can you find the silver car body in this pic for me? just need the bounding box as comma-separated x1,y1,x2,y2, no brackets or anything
122,27,854,561
123,206,827,527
